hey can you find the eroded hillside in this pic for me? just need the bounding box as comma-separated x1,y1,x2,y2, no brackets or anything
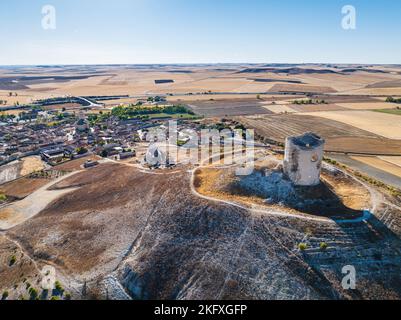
1,162,401,300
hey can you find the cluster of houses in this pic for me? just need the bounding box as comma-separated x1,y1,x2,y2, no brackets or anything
1,108,202,167
0,121,75,165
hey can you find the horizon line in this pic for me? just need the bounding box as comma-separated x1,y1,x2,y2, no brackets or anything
1,62,401,67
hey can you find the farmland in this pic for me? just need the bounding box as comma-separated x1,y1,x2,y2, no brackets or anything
1,63,401,301
236,114,401,155
299,110,401,139
375,109,401,116
186,99,273,117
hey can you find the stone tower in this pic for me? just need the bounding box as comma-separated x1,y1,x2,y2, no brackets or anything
283,132,325,186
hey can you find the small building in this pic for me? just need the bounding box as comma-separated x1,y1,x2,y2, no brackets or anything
118,151,136,160
41,148,65,163
76,118,89,132
64,146,76,159
137,130,148,141
84,159,99,168
283,132,325,186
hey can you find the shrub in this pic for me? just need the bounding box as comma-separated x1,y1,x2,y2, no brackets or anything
50,296,60,300
54,281,64,296
55,281,63,292
41,289,49,300
76,147,88,155
28,287,38,300
65,293,72,300
0,193,7,202
298,243,308,251
2,291,9,300
9,255,16,266
386,96,401,103
320,242,328,251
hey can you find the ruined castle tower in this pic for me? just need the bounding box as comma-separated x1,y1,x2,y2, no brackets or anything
283,132,325,186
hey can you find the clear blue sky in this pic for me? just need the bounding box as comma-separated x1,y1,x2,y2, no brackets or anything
0,0,400,65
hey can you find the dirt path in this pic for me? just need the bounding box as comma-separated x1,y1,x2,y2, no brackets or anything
0,172,80,230
190,152,380,225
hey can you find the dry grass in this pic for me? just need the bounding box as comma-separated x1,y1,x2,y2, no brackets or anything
0,177,50,199
20,156,46,176
261,104,297,114
269,83,337,93
2,66,400,106
379,156,401,168
300,111,401,139
351,156,401,178
0,235,41,300
289,104,347,112
194,163,370,217
237,113,401,154
52,155,101,172
336,102,399,110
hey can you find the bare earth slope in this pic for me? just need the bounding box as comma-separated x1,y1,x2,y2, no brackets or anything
2,162,401,300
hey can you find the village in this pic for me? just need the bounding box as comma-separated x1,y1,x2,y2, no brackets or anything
0,96,207,171
1,64,401,302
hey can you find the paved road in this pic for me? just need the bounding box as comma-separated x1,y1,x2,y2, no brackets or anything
329,154,401,189
76,96,102,107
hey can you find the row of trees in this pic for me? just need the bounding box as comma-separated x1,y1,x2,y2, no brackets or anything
0,113,16,121
292,99,327,105
111,104,194,120
386,96,401,103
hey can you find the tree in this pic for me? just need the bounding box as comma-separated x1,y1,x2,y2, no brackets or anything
9,255,16,266
320,242,328,251
52,281,65,297
76,147,88,155
386,96,395,103
298,243,308,251
28,287,39,300
2,291,9,300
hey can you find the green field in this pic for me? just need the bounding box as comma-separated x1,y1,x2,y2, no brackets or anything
374,109,401,116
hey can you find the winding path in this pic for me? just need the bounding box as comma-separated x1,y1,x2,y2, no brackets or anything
190,152,380,225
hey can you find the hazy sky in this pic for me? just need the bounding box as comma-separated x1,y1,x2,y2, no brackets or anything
1,0,400,65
